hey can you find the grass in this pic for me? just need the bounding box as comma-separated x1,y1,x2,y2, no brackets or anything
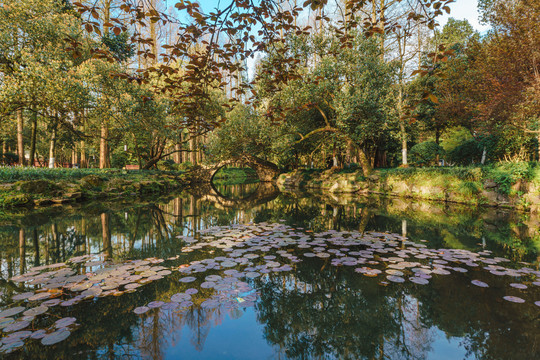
0,166,189,209
378,162,540,194
0,167,184,183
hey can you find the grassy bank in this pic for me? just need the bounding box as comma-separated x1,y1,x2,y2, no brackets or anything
0,167,188,208
212,167,259,185
277,162,540,211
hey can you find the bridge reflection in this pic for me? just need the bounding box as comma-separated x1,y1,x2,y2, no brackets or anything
192,182,281,210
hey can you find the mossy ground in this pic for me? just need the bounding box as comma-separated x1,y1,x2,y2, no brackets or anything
0,168,188,208
278,163,540,211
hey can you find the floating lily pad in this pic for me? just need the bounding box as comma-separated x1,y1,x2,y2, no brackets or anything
201,281,216,289
161,302,179,310
41,329,70,345
148,301,164,308
179,300,194,307
0,307,25,319
28,292,51,302
0,318,15,329
30,329,47,340
409,277,429,285
3,320,30,332
471,280,489,288
55,317,77,328
133,306,150,314
42,299,62,307
11,292,34,301
23,306,48,317
179,276,196,283
432,268,451,275
509,283,527,289
503,296,525,303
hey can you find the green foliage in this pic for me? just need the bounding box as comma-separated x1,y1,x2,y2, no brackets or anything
0,152,18,165
446,139,483,165
102,32,134,62
441,127,474,153
0,167,184,182
206,104,286,163
484,162,540,194
256,30,395,171
380,166,484,182
409,141,445,166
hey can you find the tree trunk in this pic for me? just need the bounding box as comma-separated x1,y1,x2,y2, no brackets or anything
174,137,182,164
332,142,338,167
398,87,407,166
48,121,57,168
537,132,540,161
357,148,372,176
29,108,37,166
79,113,87,168
72,146,78,167
190,135,197,165
80,139,86,168
17,109,24,166
100,124,110,168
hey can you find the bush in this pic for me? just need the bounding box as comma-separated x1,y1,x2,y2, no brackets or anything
409,141,445,166
1,152,18,166
446,139,483,165
158,159,178,171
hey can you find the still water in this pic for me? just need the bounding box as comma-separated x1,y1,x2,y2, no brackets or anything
0,183,539,359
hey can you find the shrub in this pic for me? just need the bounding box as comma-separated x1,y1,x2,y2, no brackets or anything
446,139,483,165
409,141,445,166
1,152,18,166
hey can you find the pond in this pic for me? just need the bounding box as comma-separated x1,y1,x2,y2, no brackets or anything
0,183,539,359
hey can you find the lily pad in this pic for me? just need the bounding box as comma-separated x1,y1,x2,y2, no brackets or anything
147,301,164,308
23,306,48,317
3,320,30,332
133,306,150,314
409,277,429,285
11,292,34,301
387,275,405,283
55,317,77,328
509,283,527,289
41,329,71,345
471,280,489,288
0,307,26,319
28,292,51,301
503,296,525,303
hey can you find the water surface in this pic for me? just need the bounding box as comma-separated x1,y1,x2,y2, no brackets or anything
0,183,539,359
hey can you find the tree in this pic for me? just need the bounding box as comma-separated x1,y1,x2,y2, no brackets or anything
257,30,395,175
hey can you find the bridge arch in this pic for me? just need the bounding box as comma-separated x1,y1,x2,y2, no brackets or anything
191,155,281,184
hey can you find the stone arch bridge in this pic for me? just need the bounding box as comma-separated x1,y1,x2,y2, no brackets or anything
189,154,281,183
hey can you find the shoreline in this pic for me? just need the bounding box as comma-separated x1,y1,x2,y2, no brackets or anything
277,167,540,213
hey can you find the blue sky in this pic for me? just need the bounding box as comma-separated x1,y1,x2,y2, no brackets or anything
161,0,488,78
164,0,489,32
439,0,490,33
